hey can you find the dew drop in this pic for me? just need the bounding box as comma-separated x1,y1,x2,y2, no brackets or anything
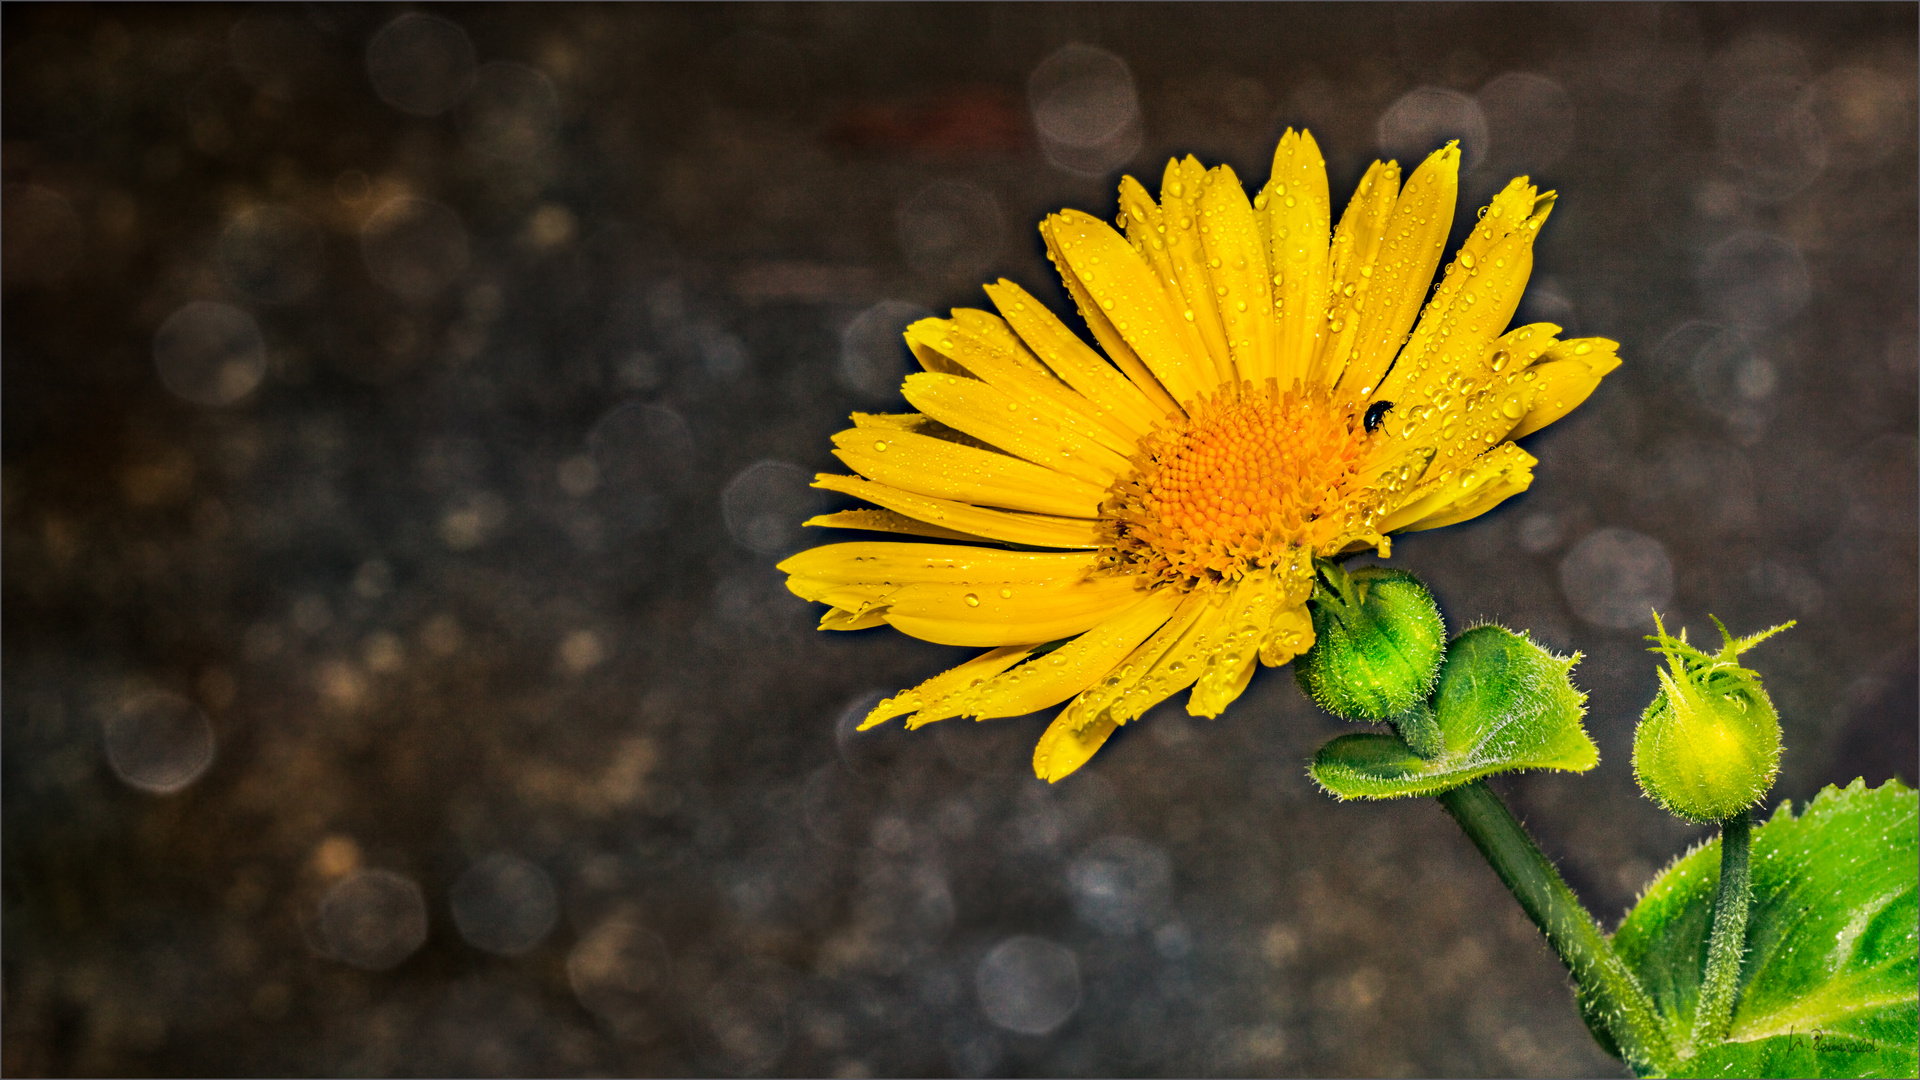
999,588,1013,599
874,441,889,452
964,593,980,607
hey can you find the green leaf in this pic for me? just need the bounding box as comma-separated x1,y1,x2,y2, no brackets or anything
1612,779,1919,1078
1310,625,1600,800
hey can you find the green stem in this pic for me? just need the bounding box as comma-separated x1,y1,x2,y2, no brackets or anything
1438,781,1677,1075
1688,810,1752,1055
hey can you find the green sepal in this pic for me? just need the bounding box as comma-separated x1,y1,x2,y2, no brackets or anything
1633,614,1791,824
1310,625,1600,800
1295,564,1446,722
1613,779,1919,1079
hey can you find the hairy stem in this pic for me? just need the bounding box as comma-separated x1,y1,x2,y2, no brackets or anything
1688,809,1752,1054
1437,780,1677,1074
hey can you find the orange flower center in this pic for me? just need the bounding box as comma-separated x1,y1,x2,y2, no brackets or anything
1101,381,1382,587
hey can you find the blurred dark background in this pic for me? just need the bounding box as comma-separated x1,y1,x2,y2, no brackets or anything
3,3,1914,1076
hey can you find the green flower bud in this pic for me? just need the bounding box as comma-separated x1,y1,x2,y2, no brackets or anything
1632,614,1792,824
1295,563,1446,722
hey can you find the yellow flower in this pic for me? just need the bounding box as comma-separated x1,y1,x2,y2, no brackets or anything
782,130,1620,782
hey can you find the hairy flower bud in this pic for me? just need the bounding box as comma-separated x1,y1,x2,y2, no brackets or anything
1632,614,1792,824
1295,564,1446,722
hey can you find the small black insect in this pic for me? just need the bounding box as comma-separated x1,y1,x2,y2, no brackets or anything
1363,400,1394,434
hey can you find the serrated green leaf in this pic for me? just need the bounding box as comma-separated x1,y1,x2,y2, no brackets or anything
1310,625,1600,800
1613,779,1919,1078
1672,1030,1912,1079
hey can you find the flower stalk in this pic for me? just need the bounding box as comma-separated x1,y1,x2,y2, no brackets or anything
1436,780,1677,1075
1687,809,1752,1055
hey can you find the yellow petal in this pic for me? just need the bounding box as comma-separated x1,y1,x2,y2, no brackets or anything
804,508,983,543
1142,160,1233,390
1313,159,1400,387
950,309,1147,454
1378,442,1536,534
1046,208,1214,405
914,586,1183,724
1258,603,1315,667
1117,175,1225,388
1033,709,1118,783
900,372,1132,485
779,541,1098,587
882,573,1152,647
1395,461,1533,533
862,644,1036,729
832,428,1107,518
906,330,970,377
1058,588,1214,729
811,474,1102,550
1187,569,1274,717
1188,554,1313,716
1376,180,1554,407
1263,129,1333,391
785,574,879,608
1197,163,1278,386
1084,585,1244,728
984,279,1162,438
1509,337,1621,439
821,606,890,631
1378,323,1558,481
851,410,995,451
1039,217,1183,418
1336,143,1459,402
904,315,1138,457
